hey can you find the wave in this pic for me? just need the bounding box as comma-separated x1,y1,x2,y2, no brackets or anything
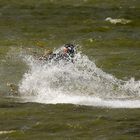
18,47,140,108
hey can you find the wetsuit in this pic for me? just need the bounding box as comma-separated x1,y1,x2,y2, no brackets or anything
40,44,75,62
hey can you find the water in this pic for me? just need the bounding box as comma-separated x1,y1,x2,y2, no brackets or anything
19,49,140,108
0,0,140,139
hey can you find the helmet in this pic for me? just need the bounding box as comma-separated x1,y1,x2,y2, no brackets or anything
64,43,75,54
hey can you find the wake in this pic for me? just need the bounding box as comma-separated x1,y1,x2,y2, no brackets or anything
18,47,140,108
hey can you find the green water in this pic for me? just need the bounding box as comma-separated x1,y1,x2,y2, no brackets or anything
0,0,140,139
0,98,140,140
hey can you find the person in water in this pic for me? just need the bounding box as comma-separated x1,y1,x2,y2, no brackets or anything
39,43,76,62
59,43,75,61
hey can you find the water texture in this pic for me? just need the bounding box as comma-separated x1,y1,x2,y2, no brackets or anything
0,0,140,139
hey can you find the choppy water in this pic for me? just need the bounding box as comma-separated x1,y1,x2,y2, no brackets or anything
0,0,140,139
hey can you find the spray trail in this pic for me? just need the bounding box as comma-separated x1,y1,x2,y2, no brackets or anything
19,47,140,108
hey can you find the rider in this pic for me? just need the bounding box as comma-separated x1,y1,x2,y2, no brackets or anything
39,43,76,61
61,43,75,60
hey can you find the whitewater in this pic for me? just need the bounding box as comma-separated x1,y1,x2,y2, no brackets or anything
18,47,140,108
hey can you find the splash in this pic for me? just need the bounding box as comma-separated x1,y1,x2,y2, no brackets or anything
19,47,140,108
105,17,132,24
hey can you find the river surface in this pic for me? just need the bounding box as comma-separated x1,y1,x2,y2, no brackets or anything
0,0,140,139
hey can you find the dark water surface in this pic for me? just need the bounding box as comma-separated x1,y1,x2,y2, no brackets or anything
0,98,140,140
0,0,140,139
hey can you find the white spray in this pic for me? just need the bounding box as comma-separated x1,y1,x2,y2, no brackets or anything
19,47,140,108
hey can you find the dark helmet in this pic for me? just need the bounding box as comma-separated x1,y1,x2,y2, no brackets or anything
64,43,75,54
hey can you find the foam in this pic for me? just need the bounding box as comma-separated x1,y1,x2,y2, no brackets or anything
19,47,140,108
